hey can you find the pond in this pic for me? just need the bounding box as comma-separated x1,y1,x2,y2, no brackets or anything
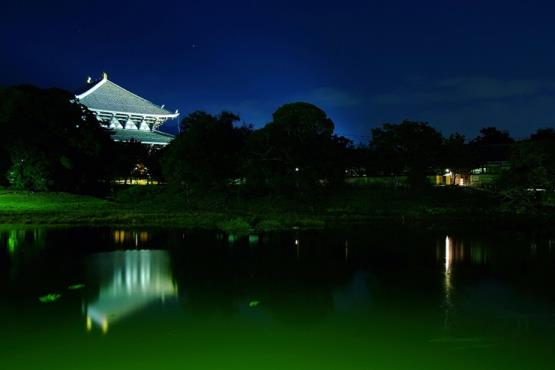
1,227,555,370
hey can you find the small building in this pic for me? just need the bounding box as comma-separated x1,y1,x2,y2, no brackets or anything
76,73,178,146
435,169,470,186
435,161,510,187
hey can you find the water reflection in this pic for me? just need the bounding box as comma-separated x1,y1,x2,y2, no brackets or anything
0,229,46,278
0,229,45,256
113,230,150,247
332,271,371,313
439,236,490,267
86,250,177,333
441,236,492,328
443,236,454,329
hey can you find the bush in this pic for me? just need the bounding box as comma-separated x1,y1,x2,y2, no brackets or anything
499,188,538,214
0,86,112,193
218,217,252,235
7,147,52,191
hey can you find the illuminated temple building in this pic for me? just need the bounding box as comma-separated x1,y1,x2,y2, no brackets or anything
76,73,178,146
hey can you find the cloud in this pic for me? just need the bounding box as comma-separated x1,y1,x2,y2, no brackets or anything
373,76,555,105
304,87,362,108
374,91,448,105
438,77,553,99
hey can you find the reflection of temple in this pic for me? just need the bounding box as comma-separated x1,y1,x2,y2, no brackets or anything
113,230,150,247
86,250,177,333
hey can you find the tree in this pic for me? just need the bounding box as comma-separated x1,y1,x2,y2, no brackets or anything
503,128,555,190
7,146,52,191
441,133,477,174
469,127,514,163
162,111,251,190
244,102,350,193
470,127,514,145
495,129,555,212
370,121,443,187
110,140,150,184
271,102,334,137
530,128,555,142
0,85,112,192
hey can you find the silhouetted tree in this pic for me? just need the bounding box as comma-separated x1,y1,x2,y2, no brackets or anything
111,140,150,184
245,102,350,193
470,127,514,145
495,129,555,212
530,128,555,142
441,133,477,174
0,85,112,192
370,121,443,187
502,128,555,190
469,127,514,163
162,111,251,191
346,144,373,177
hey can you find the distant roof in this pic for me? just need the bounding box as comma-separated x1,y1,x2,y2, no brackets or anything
111,129,175,145
76,73,178,117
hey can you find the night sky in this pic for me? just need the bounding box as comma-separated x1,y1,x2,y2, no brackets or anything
2,0,555,141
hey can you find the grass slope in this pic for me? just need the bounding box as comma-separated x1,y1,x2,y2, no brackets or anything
0,185,548,232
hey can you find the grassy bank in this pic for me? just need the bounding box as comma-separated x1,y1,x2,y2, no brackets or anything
0,186,552,233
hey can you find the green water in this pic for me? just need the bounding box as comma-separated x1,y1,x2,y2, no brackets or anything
1,227,555,369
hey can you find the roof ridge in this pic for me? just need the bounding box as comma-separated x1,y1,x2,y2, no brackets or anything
75,78,108,100
77,75,178,117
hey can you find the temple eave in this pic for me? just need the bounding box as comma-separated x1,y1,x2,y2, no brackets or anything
88,108,178,119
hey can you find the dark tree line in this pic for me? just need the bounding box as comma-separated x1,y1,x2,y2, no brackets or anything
364,123,516,186
0,86,160,192
160,107,527,193
161,102,351,194
2,84,554,195
0,85,113,192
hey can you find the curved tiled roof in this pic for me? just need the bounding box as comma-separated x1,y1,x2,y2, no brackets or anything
77,76,178,117
111,129,175,145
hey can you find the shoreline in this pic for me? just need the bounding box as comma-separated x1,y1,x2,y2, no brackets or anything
1,187,554,234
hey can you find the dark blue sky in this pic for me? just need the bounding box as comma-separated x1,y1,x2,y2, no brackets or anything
2,0,555,141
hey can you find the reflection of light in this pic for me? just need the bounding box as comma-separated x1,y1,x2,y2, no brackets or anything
113,230,150,245
7,232,17,255
445,236,452,272
101,319,109,334
443,236,453,329
86,250,177,333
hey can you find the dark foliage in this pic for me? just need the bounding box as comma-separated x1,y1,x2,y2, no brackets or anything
470,127,514,145
161,111,251,190
469,126,514,163
370,121,443,187
492,128,555,212
244,102,351,194
501,128,555,190
0,85,112,192
441,133,478,174
110,140,153,183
